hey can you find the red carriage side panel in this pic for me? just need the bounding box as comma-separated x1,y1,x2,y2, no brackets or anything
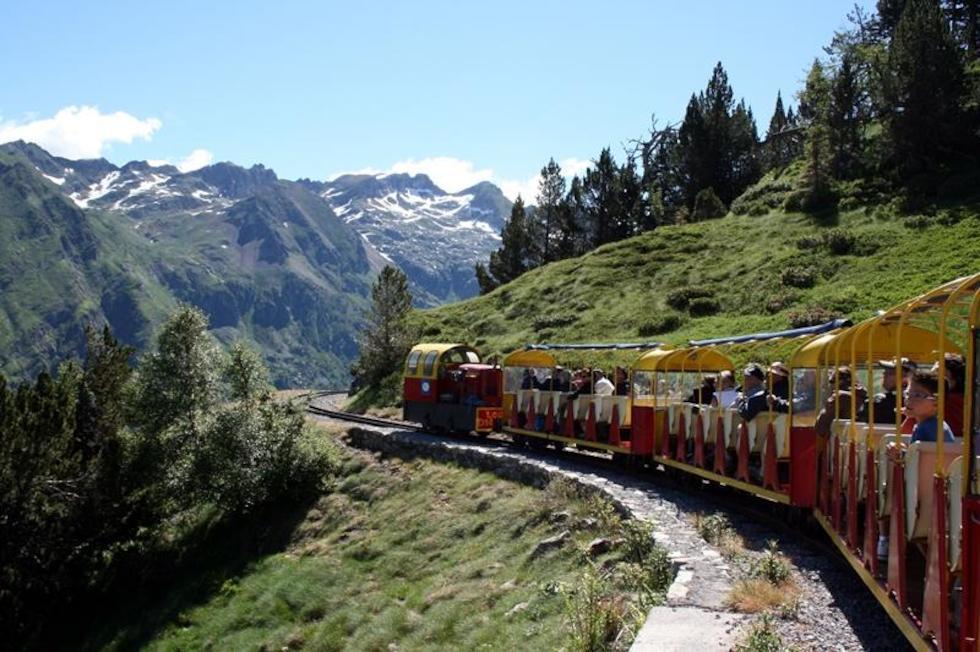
630,405,654,456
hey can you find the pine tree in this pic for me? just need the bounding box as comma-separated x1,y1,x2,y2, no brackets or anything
616,156,644,239
828,53,864,177
795,60,836,210
876,0,908,39
82,324,133,443
533,158,566,263
488,196,531,285
561,176,590,256
730,100,761,195
355,266,415,386
886,0,965,176
582,148,621,247
474,262,497,294
678,62,760,207
763,91,789,170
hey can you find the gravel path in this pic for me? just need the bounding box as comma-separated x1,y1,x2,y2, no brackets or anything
307,396,911,651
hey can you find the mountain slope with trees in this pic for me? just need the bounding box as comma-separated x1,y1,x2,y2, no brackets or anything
0,143,377,388
419,196,980,363
476,0,979,293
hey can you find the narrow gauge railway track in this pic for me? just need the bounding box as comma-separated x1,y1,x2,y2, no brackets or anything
307,404,842,563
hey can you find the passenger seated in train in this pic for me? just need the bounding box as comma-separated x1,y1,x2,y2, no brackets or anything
933,353,965,437
569,369,592,398
734,364,769,421
865,358,916,424
553,366,571,392
815,367,868,440
684,375,716,405
766,362,793,413
594,369,615,396
614,367,630,396
906,370,956,444
521,368,536,390
711,370,739,408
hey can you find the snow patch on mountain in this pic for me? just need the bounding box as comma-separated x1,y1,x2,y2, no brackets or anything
319,173,510,304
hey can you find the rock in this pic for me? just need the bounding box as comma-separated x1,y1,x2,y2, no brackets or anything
506,601,530,618
531,530,570,557
587,538,611,556
576,517,598,530
550,510,571,524
500,579,518,590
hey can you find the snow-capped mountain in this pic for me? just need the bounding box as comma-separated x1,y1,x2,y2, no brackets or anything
308,173,511,304
0,140,375,388
16,136,511,305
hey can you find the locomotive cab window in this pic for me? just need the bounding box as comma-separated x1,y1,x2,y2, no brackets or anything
422,351,438,376
406,350,422,375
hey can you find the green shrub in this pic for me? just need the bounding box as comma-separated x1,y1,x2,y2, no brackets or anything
688,296,721,317
735,613,783,652
587,495,621,533
621,519,655,563
563,568,627,652
533,314,577,331
787,306,843,328
779,266,816,289
637,312,684,336
666,287,713,311
754,540,791,585
821,229,855,255
730,176,794,216
794,235,821,250
691,187,728,221
696,513,734,546
764,292,798,314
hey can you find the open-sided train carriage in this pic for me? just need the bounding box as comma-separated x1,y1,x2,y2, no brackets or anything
500,343,660,459
639,320,849,507
401,273,980,650
801,274,980,651
402,343,503,434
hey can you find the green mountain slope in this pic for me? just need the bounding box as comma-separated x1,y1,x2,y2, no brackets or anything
0,144,375,387
417,204,980,358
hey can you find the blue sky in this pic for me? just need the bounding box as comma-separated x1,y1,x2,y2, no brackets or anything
1,1,870,199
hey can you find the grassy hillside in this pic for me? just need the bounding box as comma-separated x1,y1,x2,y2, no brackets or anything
415,200,980,365
86,426,670,651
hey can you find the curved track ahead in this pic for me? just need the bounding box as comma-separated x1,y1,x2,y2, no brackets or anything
306,402,835,556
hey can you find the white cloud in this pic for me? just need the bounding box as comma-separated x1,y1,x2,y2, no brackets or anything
147,148,214,172
0,105,161,159
330,155,591,203
176,148,213,172
388,157,494,193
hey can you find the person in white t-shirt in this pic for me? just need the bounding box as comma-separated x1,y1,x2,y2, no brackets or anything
711,370,739,408
594,369,615,396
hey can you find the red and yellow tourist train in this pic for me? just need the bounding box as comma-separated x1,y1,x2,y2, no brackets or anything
403,274,980,651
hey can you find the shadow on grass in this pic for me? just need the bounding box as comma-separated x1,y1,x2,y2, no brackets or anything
66,496,319,651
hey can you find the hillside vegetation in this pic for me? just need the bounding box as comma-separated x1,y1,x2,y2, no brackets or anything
415,198,980,363
88,435,672,651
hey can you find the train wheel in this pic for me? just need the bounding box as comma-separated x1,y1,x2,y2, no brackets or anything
512,434,527,447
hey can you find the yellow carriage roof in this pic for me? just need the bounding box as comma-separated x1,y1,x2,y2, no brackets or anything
634,346,732,372
408,343,473,356
502,349,559,368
